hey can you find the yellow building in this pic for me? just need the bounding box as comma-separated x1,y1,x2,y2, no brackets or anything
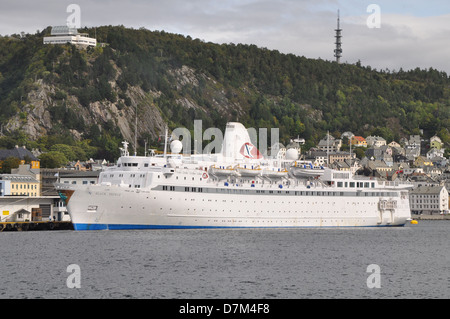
0,174,40,197
351,136,367,147
414,156,433,167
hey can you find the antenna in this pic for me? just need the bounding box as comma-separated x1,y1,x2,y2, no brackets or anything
327,131,330,166
334,10,342,63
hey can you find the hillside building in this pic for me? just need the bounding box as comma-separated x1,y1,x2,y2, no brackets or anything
430,135,443,149
43,26,96,47
317,133,342,153
351,136,367,147
0,146,40,169
366,136,387,148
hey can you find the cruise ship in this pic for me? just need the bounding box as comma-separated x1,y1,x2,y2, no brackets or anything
56,122,412,230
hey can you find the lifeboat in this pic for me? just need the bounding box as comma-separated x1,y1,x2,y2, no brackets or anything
209,165,236,176
290,161,325,177
235,165,262,177
262,167,288,178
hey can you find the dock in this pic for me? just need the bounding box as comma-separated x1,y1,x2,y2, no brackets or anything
414,214,450,221
0,221,73,232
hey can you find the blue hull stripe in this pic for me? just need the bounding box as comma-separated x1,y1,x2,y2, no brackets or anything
72,223,406,231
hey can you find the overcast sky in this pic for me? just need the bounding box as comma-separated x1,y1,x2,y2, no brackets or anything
1,0,450,73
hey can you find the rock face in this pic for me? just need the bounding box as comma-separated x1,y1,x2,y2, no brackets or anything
5,80,54,138
5,65,232,145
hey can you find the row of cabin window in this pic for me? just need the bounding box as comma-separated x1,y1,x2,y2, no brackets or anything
157,186,396,197
337,181,375,188
119,163,158,167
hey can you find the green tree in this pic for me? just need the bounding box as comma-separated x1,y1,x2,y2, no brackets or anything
353,147,367,159
50,144,76,161
0,156,21,173
39,151,68,168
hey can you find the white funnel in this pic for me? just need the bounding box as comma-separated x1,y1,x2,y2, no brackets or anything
221,122,263,161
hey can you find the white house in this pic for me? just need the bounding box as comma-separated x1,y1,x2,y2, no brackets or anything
366,136,387,148
317,133,342,153
427,148,445,159
409,185,449,215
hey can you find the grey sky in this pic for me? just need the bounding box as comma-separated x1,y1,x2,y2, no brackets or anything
1,0,450,73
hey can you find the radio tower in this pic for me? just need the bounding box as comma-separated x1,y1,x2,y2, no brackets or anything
334,10,342,63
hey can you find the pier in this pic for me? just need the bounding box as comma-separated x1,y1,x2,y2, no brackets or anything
414,214,450,221
0,221,73,232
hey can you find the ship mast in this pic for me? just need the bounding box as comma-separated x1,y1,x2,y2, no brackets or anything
163,126,168,159
134,104,138,156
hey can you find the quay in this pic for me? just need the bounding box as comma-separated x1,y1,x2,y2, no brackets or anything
0,221,73,232
414,214,450,221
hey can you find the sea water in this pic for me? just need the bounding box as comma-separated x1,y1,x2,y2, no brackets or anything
0,220,449,299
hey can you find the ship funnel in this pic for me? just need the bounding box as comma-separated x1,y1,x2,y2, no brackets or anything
221,122,262,161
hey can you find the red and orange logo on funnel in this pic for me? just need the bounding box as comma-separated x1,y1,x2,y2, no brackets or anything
240,143,263,159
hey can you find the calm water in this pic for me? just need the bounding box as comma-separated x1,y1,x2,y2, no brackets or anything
0,220,449,299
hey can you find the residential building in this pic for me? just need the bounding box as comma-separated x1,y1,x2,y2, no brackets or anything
393,154,408,163
341,131,354,140
399,137,409,147
427,148,445,160
305,150,327,166
365,147,383,161
414,156,433,167
405,147,420,161
0,146,40,169
431,157,447,168
328,152,355,164
409,185,449,215
388,141,401,148
367,160,392,173
391,145,405,157
423,166,443,178
406,135,421,150
330,159,359,173
351,136,367,147
366,136,387,148
430,136,443,150
317,133,342,153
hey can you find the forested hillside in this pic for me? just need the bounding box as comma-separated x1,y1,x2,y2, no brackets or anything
0,25,449,162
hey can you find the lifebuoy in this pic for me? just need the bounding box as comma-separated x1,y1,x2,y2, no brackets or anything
202,172,208,179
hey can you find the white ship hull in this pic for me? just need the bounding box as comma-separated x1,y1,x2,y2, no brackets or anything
57,181,411,230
